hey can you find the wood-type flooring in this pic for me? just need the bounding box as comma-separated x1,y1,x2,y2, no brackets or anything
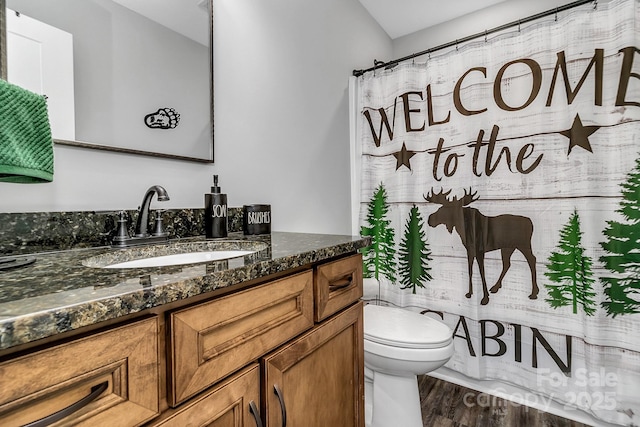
418,375,594,427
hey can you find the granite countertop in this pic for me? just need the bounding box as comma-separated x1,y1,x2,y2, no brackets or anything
0,231,369,352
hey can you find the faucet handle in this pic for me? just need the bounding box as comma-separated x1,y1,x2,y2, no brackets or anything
152,210,168,237
112,210,131,243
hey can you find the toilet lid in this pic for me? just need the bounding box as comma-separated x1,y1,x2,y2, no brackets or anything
364,304,452,349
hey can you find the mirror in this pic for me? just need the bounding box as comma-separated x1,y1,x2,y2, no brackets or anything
0,0,214,163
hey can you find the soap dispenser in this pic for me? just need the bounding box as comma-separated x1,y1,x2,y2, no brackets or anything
205,175,228,238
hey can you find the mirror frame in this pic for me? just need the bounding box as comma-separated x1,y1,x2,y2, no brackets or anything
0,0,214,163
0,1,6,81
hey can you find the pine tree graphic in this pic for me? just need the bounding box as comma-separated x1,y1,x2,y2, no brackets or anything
360,183,396,282
398,205,432,294
544,210,596,316
600,156,640,317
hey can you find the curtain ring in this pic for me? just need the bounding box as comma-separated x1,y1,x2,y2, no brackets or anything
455,39,458,51
373,59,386,76
594,0,598,9
555,7,558,21
518,20,521,32
484,30,488,42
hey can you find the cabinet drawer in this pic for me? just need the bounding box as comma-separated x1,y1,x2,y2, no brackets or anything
149,364,261,427
169,270,314,406
314,253,363,322
0,317,159,427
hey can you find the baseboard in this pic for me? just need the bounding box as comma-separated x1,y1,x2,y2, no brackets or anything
429,367,618,427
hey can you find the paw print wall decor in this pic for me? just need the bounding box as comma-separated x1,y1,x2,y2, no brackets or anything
144,107,180,129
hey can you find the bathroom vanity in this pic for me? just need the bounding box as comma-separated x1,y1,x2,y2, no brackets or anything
0,232,368,426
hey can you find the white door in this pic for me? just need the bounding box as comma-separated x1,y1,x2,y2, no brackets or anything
6,9,75,140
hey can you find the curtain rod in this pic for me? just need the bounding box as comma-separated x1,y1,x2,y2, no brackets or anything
352,0,596,77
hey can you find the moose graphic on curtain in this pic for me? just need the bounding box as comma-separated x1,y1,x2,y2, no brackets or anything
356,0,640,425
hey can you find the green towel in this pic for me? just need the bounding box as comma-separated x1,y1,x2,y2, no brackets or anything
0,79,54,183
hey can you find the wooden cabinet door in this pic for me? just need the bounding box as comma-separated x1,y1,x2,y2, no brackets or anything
149,364,263,427
262,302,364,427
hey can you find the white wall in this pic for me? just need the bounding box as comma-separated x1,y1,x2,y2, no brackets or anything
212,0,391,234
392,0,601,59
0,0,391,236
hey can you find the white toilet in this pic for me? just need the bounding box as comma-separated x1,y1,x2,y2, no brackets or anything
363,303,454,427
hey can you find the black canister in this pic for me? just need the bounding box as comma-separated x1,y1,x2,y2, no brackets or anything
243,204,271,235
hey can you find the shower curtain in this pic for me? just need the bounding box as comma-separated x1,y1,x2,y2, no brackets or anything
354,0,640,425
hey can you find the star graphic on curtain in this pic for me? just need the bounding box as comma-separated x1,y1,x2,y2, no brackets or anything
559,114,600,156
393,142,416,171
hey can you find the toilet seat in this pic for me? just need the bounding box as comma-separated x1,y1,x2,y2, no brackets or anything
364,304,452,349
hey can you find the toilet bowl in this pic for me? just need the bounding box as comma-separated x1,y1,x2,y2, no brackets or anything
364,304,454,427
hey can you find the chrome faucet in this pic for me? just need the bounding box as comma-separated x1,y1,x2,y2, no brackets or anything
135,185,170,236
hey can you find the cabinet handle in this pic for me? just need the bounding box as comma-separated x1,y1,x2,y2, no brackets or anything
249,400,263,427
24,381,108,427
329,274,353,291
273,384,287,427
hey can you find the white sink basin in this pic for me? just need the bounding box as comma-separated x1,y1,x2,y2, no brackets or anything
82,240,268,269
104,250,255,269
